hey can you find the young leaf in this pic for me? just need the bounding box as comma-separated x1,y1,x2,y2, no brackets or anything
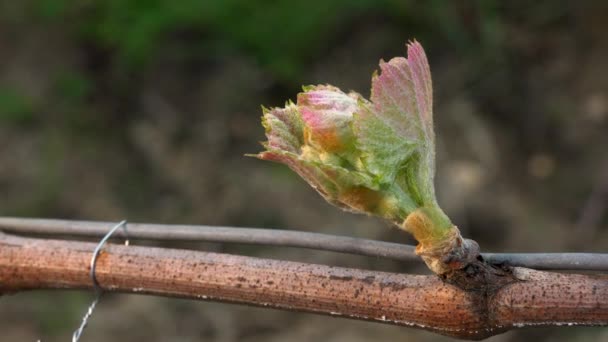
354,42,436,205
253,41,469,274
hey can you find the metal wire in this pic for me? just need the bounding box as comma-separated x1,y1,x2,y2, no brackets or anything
72,220,129,342
1,217,607,271
71,295,100,342
0,217,419,262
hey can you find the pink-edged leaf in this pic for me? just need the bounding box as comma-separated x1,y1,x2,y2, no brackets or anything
406,41,434,135
297,85,361,155
354,40,436,204
254,41,462,269
253,40,438,221
261,104,304,154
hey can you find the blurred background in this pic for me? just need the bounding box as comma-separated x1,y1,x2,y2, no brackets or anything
1,1,607,341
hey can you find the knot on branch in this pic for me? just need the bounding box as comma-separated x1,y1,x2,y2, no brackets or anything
414,224,480,275
412,223,518,294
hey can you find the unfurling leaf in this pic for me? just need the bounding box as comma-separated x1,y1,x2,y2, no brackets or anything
253,41,462,274
355,41,436,205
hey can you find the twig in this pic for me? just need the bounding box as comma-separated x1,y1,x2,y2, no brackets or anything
0,217,607,271
0,232,606,340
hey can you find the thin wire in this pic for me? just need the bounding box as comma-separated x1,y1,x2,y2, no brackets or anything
0,217,607,271
71,296,100,342
0,217,419,261
72,220,129,342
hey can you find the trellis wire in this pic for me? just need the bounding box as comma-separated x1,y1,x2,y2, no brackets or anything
0,217,607,271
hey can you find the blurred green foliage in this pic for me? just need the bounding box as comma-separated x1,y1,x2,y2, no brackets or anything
31,0,509,80
35,0,383,78
53,70,92,105
0,86,35,124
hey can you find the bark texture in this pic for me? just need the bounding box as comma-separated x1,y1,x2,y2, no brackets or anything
0,232,606,340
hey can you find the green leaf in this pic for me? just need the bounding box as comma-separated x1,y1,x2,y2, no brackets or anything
253,41,444,225
253,41,481,275
261,103,304,155
354,41,436,205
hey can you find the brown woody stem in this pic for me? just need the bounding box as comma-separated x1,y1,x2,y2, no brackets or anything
0,232,606,340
